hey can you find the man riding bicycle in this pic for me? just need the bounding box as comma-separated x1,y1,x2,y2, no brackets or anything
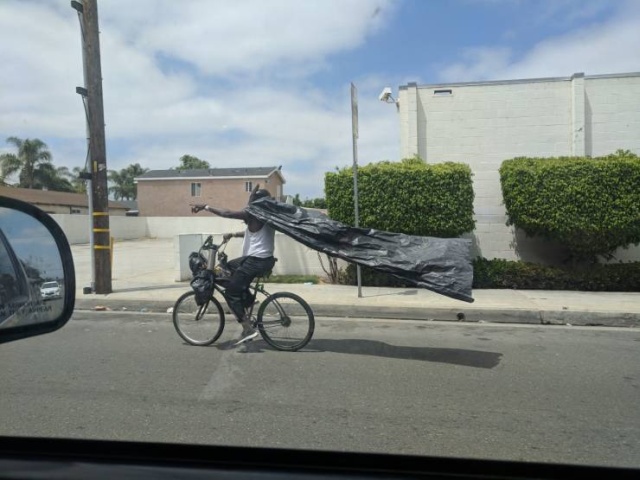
191,185,276,345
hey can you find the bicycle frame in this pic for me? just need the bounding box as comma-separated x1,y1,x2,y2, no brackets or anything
198,235,281,324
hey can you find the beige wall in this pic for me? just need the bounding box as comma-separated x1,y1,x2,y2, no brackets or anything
138,173,284,216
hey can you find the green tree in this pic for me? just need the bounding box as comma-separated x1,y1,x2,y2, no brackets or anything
177,155,209,170
0,137,53,188
71,166,88,194
292,194,326,209
32,164,74,192
108,163,148,200
302,197,327,209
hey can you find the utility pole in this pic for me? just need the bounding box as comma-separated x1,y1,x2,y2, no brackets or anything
72,0,111,293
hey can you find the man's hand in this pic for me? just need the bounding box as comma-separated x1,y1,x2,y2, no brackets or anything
191,204,207,214
222,233,233,242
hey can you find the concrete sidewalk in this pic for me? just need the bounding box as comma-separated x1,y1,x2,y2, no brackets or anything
71,238,640,327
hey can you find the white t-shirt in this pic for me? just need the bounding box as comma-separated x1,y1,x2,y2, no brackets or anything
242,223,275,258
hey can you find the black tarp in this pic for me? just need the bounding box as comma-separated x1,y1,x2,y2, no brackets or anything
246,198,474,303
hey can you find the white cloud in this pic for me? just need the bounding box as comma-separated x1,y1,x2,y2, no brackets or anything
439,1,640,82
100,0,394,78
0,2,84,137
0,0,399,198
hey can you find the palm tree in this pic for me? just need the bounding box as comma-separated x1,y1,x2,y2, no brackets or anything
0,137,56,188
108,169,128,200
71,166,88,194
108,163,148,200
32,164,74,192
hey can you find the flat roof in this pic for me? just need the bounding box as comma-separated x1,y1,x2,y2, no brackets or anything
399,71,640,90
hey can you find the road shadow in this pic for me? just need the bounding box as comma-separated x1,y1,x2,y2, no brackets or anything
235,338,502,369
304,339,502,369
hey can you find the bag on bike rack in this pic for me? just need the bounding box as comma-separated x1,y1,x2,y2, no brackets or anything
189,252,207,275
190,269,215,306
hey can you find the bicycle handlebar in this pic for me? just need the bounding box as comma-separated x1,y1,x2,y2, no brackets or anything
200,235,230,251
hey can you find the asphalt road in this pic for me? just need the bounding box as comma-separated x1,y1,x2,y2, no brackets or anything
1,312,639,468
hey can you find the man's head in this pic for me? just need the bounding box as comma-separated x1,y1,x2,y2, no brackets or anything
248,186,272,204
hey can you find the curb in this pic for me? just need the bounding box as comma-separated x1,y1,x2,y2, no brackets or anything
74,299,640,328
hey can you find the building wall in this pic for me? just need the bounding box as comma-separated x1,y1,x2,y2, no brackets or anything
586,75,640,156
137,173,284,216
399,72,640,263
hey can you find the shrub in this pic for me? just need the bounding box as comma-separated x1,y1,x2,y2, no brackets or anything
325,157,475,237
472,258,640,291
500,150,640,261
339,264,412,288
265,275,320,284
339,259,640,292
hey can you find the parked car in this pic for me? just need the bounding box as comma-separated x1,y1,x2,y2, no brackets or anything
40,281,61,301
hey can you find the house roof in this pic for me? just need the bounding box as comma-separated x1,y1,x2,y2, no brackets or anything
135,166,285,183
0,185,130,210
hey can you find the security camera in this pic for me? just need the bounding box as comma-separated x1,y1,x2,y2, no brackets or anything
378,87,393,102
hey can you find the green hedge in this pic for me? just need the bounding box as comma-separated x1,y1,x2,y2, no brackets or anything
325,157,475,237
500,150,640,260
339,260,640,292
473,258,640,291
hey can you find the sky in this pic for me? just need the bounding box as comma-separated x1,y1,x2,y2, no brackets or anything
1,0,639,199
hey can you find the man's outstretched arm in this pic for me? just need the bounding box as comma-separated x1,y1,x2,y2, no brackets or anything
191,204,248,221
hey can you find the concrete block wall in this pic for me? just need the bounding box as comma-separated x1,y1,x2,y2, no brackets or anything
586,75,640,156
52,214,149,245
51,214,345,278
399,72,640,263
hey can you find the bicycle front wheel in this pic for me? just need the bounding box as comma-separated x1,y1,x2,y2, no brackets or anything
257,292,314,351
173,291,225,346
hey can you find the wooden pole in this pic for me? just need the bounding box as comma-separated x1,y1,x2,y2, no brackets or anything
81,0,111,293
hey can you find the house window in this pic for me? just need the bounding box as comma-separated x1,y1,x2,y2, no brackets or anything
191,182,201,197
245,181,253,192
433,89,453,96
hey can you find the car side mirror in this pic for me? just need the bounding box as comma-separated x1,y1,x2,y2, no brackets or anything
0,196,75,344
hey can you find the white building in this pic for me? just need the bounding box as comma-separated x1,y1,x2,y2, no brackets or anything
397,72,640,262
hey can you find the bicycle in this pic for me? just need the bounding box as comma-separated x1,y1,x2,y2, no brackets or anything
172,235,315,351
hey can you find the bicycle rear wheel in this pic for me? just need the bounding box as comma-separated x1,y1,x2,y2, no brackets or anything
173,291,225,346
257,292,314,351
